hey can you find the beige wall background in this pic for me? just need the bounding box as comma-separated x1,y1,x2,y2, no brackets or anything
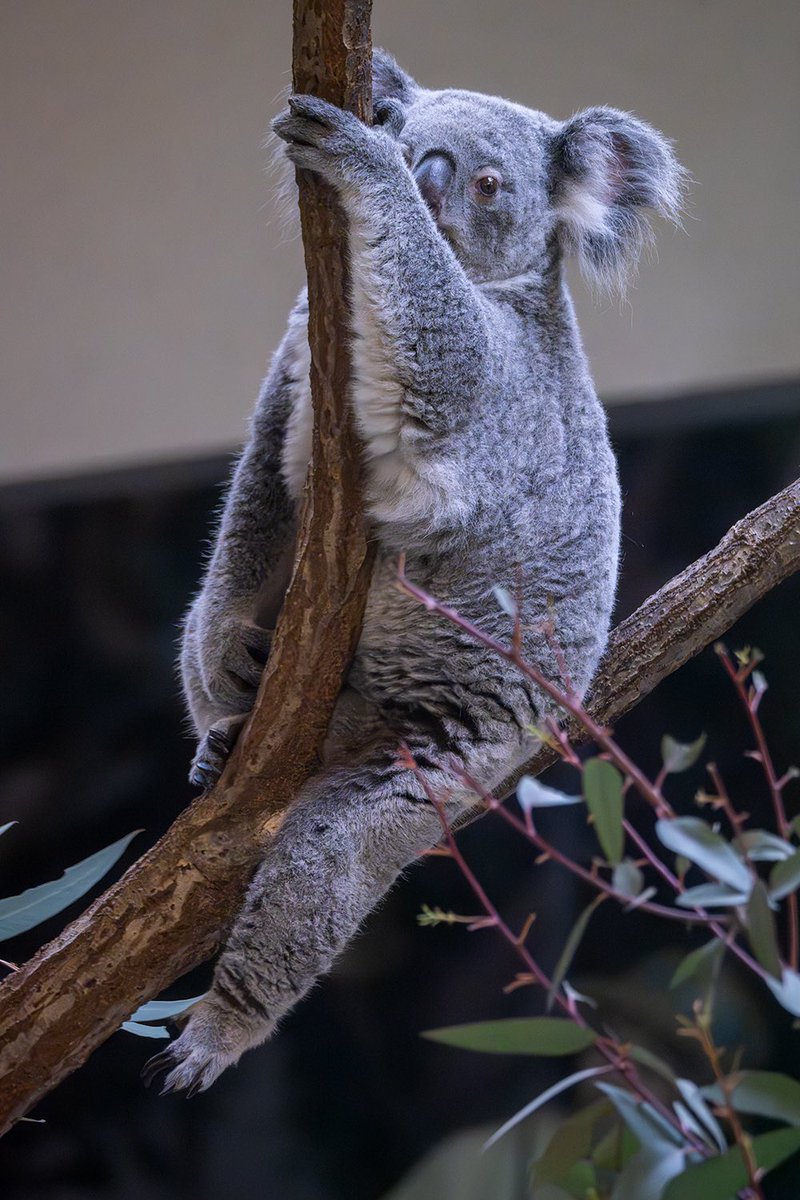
1,0,798,483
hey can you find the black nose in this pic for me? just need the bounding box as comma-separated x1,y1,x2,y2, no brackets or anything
413,153,455,220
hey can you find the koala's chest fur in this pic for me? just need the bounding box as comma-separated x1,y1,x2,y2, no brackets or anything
280,287,468,535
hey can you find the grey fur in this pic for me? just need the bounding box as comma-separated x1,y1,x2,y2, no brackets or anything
145,52,684,1094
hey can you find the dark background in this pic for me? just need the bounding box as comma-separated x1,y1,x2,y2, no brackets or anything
1,383,799,1199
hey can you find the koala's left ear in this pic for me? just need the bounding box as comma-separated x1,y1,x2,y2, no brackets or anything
550,107,688,292
372,49,419,105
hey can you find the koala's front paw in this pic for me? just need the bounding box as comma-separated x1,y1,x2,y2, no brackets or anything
189,715,246,792
272,94,396,183
142,998,273,1097
199,616,272,714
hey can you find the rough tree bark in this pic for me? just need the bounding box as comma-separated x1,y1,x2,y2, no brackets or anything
0,23,798,1137
0,0,375,1137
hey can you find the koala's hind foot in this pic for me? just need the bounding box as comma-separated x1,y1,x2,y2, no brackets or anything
189,715,246,792
142,995,274,1097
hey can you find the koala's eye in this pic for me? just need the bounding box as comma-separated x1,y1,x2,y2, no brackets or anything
471,169,503,203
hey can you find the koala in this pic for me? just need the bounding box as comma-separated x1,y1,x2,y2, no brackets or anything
144,51,684,1095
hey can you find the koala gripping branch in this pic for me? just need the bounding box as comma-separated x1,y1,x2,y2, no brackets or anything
0,0,375,1135
0,482,797,1136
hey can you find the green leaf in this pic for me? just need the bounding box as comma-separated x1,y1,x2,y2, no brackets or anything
670,940,725,989
735,830,795,862
745,880,783,980
583,759,624,865
675,1079,726,1152
547,895,605,1010
702,1071,800,1127
592,1120,638,1171
613,859,645,899
629,1045,680,1087
485,1065,611,1149
656,818,750,892
517,776,582,810
664,1126,800,1200
612,1145,687,1200
595,1082,684,1150
676,882,750,909
661,733,707,775
129,994,204,1023
769,848,800,902
0,822,17,839
422,1016,597,1056
532,1098,612,1185
766,968,800,1017
120,1020,170,1039
0,831,140,940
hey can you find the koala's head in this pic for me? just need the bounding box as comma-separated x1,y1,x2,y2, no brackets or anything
373,51,687,290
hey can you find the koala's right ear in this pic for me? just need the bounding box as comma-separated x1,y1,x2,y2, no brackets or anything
549,107,687,293
372,50,419,105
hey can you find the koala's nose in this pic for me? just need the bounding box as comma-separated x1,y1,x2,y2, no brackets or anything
413,153,455,220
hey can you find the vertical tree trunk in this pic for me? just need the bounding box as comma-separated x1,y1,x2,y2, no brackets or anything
0,0,374,1136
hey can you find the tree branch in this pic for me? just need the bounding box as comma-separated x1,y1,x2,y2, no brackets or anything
0,0,374,1136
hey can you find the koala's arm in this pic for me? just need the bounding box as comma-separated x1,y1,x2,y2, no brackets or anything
181,310,301,755
274,98,494,438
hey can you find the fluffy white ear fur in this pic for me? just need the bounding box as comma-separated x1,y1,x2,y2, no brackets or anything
551,106,688,293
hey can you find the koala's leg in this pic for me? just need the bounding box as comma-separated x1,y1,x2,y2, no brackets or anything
181,298,308,788
143,737,477,1096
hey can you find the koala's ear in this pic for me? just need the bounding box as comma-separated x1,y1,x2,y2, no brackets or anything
372,49,419,105
550,107,687,292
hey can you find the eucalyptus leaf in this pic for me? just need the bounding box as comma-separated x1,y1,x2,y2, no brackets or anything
675,1079,726,1152
769,848,800,902
673,1100,709,1146
611,1144,686,1200
746,880,783,980
661,733,707,775
0,822,16,839
676,883,750,909
735,830,795,862
0,831,140,940
663,1126,800,1200
129,994,204,1023
517,776,582,810
422,1017,597,1056
120,1020,170,1039
485,1065,611,1150
670,940,725,989
583,759,624,865
701,1071,800,1127
613,859,644,899
766,968,800,1017
629,1045,680,1087
547,895,605,1010
656,818,750,892
532,1098,612,1186
595,1082,685,1150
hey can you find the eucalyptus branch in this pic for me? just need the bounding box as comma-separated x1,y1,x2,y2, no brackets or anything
403,749,706,1151
718,644,799,970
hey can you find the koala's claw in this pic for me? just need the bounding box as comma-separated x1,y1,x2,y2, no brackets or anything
142,1000,270,1096
189,717,245,792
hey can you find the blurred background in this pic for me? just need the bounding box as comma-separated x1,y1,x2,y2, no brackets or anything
1,1,798,1197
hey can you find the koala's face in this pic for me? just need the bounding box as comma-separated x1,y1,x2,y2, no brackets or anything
373,51,686,292
399,91,558,283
